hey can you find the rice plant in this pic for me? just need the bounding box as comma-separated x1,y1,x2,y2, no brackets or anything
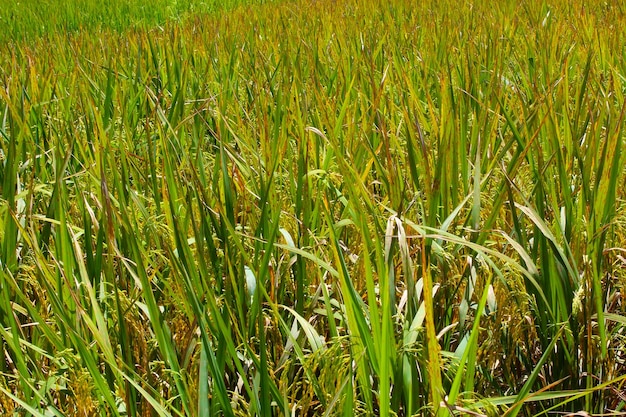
1,0,626,415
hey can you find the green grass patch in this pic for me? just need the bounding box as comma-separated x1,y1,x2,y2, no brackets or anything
0,0,274,44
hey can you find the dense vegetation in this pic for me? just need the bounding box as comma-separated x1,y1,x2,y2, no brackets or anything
0,0,271,44
1,0,626,415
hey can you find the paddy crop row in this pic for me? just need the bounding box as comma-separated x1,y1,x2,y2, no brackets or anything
1,0,626,415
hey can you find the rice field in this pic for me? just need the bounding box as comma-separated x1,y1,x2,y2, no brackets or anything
1,0,626,415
